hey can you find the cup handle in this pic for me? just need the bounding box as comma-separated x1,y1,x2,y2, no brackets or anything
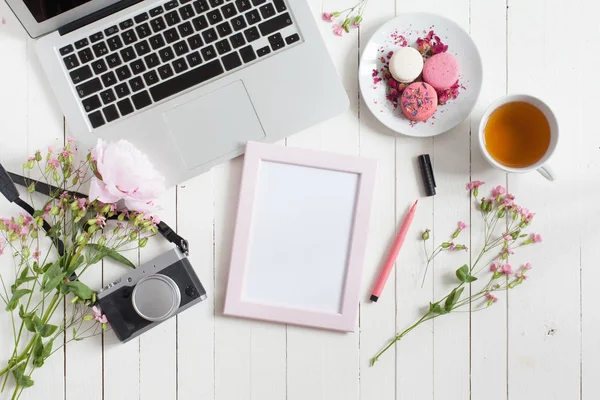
537,164,556,181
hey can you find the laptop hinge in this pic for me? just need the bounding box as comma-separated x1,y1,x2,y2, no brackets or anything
58,0,145,36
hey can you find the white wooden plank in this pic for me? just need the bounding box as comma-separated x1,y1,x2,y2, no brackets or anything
468,1,509,399
506,0,582,398
176,173,216,400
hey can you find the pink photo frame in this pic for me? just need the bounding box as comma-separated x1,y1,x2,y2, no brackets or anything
224,142,377,332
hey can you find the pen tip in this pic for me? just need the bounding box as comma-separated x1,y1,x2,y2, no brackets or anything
414,199,418,205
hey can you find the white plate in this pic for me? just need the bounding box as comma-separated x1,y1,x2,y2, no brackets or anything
359,13,483,137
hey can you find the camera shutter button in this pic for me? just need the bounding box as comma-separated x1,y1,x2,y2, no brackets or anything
185,286,196,297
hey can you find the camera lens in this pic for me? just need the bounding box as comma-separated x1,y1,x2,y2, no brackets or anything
131,275,181,322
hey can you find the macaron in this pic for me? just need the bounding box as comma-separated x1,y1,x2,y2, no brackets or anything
388,47,424,83
422,53,460,90
400,82,438,122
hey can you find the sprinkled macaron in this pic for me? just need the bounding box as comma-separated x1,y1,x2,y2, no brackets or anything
388,47,424,83
400,82,438,122
422,53,460,90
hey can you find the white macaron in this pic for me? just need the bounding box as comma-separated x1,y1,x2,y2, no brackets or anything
388,47,424,83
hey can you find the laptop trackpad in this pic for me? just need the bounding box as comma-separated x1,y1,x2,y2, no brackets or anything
163,80,265,170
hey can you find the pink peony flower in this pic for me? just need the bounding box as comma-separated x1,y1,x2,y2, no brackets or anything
458,221,467,231
92,306,108,324
89,139,165,214
532,233,542,243
48,158,60,169
466,180,485,191
492,185,506,198
333,24,344,36
322,12,334,22
485,292,498,303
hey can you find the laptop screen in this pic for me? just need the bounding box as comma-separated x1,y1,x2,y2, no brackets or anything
24,0,92,23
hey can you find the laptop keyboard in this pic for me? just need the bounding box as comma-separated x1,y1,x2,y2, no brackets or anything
58,0,300,129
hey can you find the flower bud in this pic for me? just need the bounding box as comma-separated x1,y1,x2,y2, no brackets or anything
473,187,479,197
139,237,148,248
22,247,30,258
498,210,506,218
101,204,111,214
83,315,94,322
50,206,60,216
441,242,451,249
453,244,467,251
71,296,79,304
117,213,125,221
422,229,430,240
77,233,87,244
52,171,60,182
35,151,42,162
130,231,138,241
30,229,38,239
98,236,107,247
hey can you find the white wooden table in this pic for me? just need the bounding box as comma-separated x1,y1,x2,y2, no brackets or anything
0,0,597,399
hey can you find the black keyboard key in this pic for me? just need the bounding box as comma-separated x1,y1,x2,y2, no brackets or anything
193,0,210,14
222,51,241,70
92,58,108,74
76,78,102,98
129,76,145,92
271,39,285,51
100,89,116,105
239,45,256,62
256,46,270,57
230,32,245,48
149,34,166,50
181,0,192,3
150,59,223,102
101,71,117,87
88,111,105,128
192,15,209,31
70,65,93,84
216,21,232,37
92,42,109,58
186,51,202,67
172,58,188,73
202,28,218,43
188,34,204,49
151,17,167,32
106,53,122,68
179,4,195,20
90,32,104,43
258,12,292,36
74,39,89,49
164,28,180,43
135,40,151,56
149,6,164,17
103,104,119,122
174,40,190,56
243,26,260,42
105,25,119,36
235,0,251,12
107,35,124,51
120,46,137,62
145,53,161,68
231,15,247,31
215,39,231,54
165,10,181,26
200,45,217,60
60,45,74,56
268,32,282,45
158,64,175,79
130,59,146,75
178,21,194,37
165,0,179,10
207,9,223,25
136,23,152,39
143,70,160,86
273,0,286,12
115,83,131,98
245,9,261,25
119,19,134,29
259,3,276,19
159,47,175,62
285,33,299,45
64,55,80,70
221,3,237,18
209,0,224,6
134,13,149,23
78,48,94,63
116,65,132,81
132,91,153,109
82,95,102,112
122,29,137,45
117,98,134,116
251,0,266,5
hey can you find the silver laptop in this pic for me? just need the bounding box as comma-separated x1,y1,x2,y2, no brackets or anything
6,0,348,186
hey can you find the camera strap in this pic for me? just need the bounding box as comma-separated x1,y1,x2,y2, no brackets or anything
0,163,189,256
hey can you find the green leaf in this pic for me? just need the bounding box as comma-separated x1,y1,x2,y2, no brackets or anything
64,281,95,300
38,323,58,338
42,263,63,292
455,265,469,283
428,302,444,315
465,276,478,283
12,361,26,381
42,339,54,358
85,244,136,268
32,336,44,367
18,374,34,388
6,289,32,311
444,287,465,312
42,275,64,293
65,255,85,277
24,315,41,333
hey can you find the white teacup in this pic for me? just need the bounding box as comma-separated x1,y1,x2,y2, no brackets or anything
478,94,558,181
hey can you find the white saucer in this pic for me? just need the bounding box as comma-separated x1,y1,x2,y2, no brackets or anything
359,12,483,137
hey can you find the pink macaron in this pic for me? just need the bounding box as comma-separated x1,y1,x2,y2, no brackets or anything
422,53,460,90
400,82,438,122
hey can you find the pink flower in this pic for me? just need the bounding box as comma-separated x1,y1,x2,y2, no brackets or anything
520,208,535,222
524,263,532,270
532,233,543,243
151,215,161,225
466,181,485,191
485,292,498,303
449,242,455,251
332,24,344,36
515,272,528,280
492,185,506,198
458,221,467,231
490,262,499,272
77,198,87,211
501,263,513,275
96,214,107,227
352,22,360,28
48,145,55,153
67,137,75,144
20,213,32,226
89,139,165,214
48,158,60,169
0,239,4,256
92,306,108,324
322,12,334,22
33,248,40,261
430,40,448,54
503,234,512,241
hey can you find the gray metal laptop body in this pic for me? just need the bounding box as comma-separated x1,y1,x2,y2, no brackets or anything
6,0,348,186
